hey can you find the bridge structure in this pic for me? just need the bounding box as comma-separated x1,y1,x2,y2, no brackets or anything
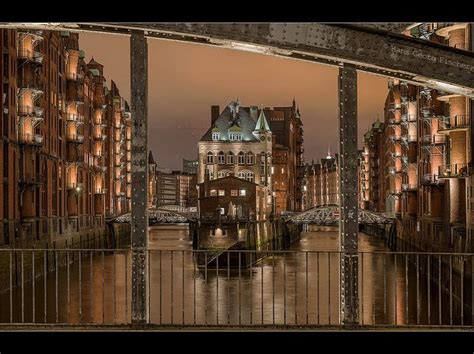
1,22,473,326
113,205,197,224
284,205,394,226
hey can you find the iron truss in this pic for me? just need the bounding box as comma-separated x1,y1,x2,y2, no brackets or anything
285,204,394,225
114,206,196,224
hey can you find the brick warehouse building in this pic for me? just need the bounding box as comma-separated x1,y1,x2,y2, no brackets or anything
360,23,473,254
0,29,131,247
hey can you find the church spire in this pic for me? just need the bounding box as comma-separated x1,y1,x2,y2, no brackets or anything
254,109,271,133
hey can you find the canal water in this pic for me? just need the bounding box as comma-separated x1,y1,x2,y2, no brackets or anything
0,225,471,326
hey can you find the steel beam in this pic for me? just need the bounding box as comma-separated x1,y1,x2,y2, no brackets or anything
338,64,359,325
130,31,149,324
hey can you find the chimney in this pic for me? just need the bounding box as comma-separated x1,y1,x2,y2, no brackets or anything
211,105,220,125
250,106,258,121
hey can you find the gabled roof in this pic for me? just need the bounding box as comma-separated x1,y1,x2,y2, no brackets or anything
148,150,156,165
200,102,260,142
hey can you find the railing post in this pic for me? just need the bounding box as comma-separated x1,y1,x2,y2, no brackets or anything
338,64,359,325
130,31,149,325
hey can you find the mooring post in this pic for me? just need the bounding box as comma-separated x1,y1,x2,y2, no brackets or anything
130,31,149,325
338,64,359,325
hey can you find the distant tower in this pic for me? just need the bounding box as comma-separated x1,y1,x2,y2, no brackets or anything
327,145,332,159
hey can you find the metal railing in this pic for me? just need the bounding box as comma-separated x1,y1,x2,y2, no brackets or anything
18,105,44,118
439,115,469,130
19,133,43,146
439,163,469,178
0,249,472,328
67,134,84,144
17,49,44,64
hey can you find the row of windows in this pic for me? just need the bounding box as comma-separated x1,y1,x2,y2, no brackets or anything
210,189,246,197
206,151,271,165
212,132,242,141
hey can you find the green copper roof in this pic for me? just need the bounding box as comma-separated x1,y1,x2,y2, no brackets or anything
254,109,270,132
90,68,100,77
228,124,242,132
79,50,85,59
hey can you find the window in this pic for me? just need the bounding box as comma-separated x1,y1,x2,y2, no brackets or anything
218,170,229,178
207,152,214,164
238,152,245,165
246,172,254,183
227,152,234,164
231,190,238,196
210,189,217,196
246,152,254,164
238,171,246,179
229,133,242,141
239,189,246,196
212,132,220,141
218,190,225,196
217,151,225,164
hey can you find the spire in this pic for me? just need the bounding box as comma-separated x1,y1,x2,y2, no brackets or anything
254,109,271,133
292,97,296,108
327,145,332,159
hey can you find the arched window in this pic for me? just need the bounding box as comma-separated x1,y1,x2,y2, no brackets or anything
238,171,246,179
206,152,214,164
227,151,234,164
218,170,230,178
246,152,254,164
238,152,245,165
246,171,254,183
217,151,225,164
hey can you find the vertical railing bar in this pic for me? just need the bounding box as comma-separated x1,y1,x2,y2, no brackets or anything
113,250,116,323
361,252,364,325
90,251,93,324
250,251,253,325
159,250,162,325
261,252,264,325
238,250,242,326
283,251,287,326
171,251,174,325
449,254,453,325
427,254,431,325
405,253,408,325
55,252,59,324
416,253,420,325
460,255,464,326
182,250,185,325
317,252,320,325
471,255,474,327
204,252,208,325
21,251,24,324
272,252,275,325
193,251,196,325
394,253,397,325
125,250,128,323
32,250,35,323
295,252,298,325
44,249,47,324
438,255,442,325
9,250,13,324
102,251,105,324
67,251,70,324
328,252,330,325
383,253,386,325
79,250,82,324
305,251,308,325
216,251,219,325
227,251,230,325
372,254,375,325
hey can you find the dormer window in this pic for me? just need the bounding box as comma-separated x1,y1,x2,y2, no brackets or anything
229,132,242,141
212,132,220,141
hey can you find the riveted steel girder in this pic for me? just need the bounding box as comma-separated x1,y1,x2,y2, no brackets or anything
130,31,149,324
2,23,474,94
338,64,359,325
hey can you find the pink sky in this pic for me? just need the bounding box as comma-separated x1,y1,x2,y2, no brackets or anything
80,32,388,170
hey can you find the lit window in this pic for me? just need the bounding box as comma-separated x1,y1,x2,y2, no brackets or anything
239,189,246,196
271,166,274,174
229,133,242,141
218,152,225,164
246,172,254,183
218,190,225,196
207,152,214,164
231,190,238,196
281,168,284,174
238,152,245,164
227,152,234,164
210,189,217,196
238,171,246,179
212,132,220,141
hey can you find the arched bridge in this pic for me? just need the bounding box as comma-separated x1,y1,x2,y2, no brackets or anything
113,206,197,224
284,205,394,226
